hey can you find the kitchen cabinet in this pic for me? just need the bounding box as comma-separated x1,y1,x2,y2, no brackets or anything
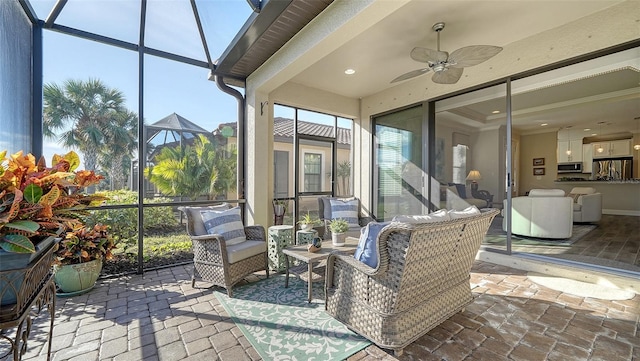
557,139,583,163
582,143,593,173
592,139,632,158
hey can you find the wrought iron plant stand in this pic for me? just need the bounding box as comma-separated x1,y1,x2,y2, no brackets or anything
0,242,58,360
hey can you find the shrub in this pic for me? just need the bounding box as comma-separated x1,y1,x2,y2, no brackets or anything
84,190,178,254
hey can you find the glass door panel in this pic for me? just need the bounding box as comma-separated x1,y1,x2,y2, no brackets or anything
373,105,426,221
435,83,508,252
296,137,334,224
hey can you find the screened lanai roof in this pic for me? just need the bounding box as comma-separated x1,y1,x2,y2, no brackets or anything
20,0,330,87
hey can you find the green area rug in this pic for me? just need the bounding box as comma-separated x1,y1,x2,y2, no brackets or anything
214,274,371,361
485,221,597,247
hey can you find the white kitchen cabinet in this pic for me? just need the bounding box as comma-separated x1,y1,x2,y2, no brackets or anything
609,139,632,157
592,139,632,158
557,139,583,163
582,143,592,173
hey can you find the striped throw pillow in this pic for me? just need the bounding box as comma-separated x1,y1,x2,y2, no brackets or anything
330,198,359,227
200,206,247,246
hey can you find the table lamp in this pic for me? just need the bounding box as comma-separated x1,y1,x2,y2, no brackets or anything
466,170,482,192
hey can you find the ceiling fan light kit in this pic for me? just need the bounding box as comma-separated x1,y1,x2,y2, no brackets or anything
391,22,503,85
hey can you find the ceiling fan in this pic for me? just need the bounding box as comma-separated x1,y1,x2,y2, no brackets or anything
391,22,503,85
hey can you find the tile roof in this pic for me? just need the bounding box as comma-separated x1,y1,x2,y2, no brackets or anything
216,117,351,145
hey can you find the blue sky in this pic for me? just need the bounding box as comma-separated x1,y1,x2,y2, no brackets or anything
31,0,253,159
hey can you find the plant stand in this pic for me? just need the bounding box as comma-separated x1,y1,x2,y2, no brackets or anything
267,225,294,272
296,229,318,245
0,242,57,361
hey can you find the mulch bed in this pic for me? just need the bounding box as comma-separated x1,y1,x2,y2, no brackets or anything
100,251,193,278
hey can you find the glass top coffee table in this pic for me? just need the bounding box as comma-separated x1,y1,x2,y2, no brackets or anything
283,237,359,303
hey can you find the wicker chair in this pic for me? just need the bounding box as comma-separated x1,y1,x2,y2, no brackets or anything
325,208,499,356
178,206,269,297
317,196,372,239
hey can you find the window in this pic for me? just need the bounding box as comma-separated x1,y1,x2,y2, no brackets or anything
452,144,468,184
304,153,322,192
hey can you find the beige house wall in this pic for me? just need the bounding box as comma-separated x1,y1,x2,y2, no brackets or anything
243,0,639,226
519,132,559,194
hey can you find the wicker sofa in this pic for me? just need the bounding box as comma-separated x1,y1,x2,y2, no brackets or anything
325,208,499,356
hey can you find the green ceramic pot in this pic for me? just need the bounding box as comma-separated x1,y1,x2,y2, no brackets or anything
54,259,102,295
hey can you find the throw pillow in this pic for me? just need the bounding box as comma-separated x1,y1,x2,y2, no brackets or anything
448,182,467,199
392,209,451,223
446,185,460,198
200,206,247,245
567,193,580,203
330,198,359,227
448,205,481,219
354,221,390,268
321,197,336,220
184,203,231,235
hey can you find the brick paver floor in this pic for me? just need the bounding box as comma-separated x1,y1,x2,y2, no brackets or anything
4,261,639,361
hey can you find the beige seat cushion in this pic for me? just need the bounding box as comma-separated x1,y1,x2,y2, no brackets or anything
226,240,267,264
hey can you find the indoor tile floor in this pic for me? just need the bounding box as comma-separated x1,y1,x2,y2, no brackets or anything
486,214,640,271
4,260,638,361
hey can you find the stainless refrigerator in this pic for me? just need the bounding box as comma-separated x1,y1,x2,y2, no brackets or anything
592,157,633,180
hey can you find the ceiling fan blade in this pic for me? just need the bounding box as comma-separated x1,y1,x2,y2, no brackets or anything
431,67,463,84
390,68,431,83
448,45,502,68
410,47,448,63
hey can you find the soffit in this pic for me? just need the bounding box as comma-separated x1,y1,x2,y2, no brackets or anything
213,0,333,86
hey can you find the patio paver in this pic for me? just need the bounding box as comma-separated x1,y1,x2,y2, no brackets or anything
4,261,638,361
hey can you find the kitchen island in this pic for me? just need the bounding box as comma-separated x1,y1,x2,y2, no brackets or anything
553,180,640,216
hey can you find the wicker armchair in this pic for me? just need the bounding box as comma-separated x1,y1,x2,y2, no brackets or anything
325,208,499,356
178,206,269,297
317,196,372,239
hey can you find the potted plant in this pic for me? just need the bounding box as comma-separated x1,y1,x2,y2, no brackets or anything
273,199,287,225
0,150,105,304
329,218,349,246
297,212,321,231
54,224,115,295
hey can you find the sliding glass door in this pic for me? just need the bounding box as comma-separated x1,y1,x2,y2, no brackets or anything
373,105,427,221
434,83,509,252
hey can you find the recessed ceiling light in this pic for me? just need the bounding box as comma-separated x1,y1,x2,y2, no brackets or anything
491,110,500,114
344,69,355,75
540,123,548,126
583,128,590,131
591,133,597,136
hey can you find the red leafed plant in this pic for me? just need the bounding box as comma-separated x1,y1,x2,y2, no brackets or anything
0,150,105,253
55,224,116,265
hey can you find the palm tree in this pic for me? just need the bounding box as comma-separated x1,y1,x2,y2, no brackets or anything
100,110,138,190
144,134,220,200
43,79,134,177
336,160,351,196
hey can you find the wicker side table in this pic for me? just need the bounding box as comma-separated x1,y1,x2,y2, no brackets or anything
267,225,294,272
296,230,318,245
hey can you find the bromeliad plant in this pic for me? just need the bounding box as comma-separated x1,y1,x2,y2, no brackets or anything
55,224,116,265
0,150,105,253
329,218,349,234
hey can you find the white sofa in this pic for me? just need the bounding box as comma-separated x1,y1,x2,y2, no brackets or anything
569,187,602,223
502,189,573,239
